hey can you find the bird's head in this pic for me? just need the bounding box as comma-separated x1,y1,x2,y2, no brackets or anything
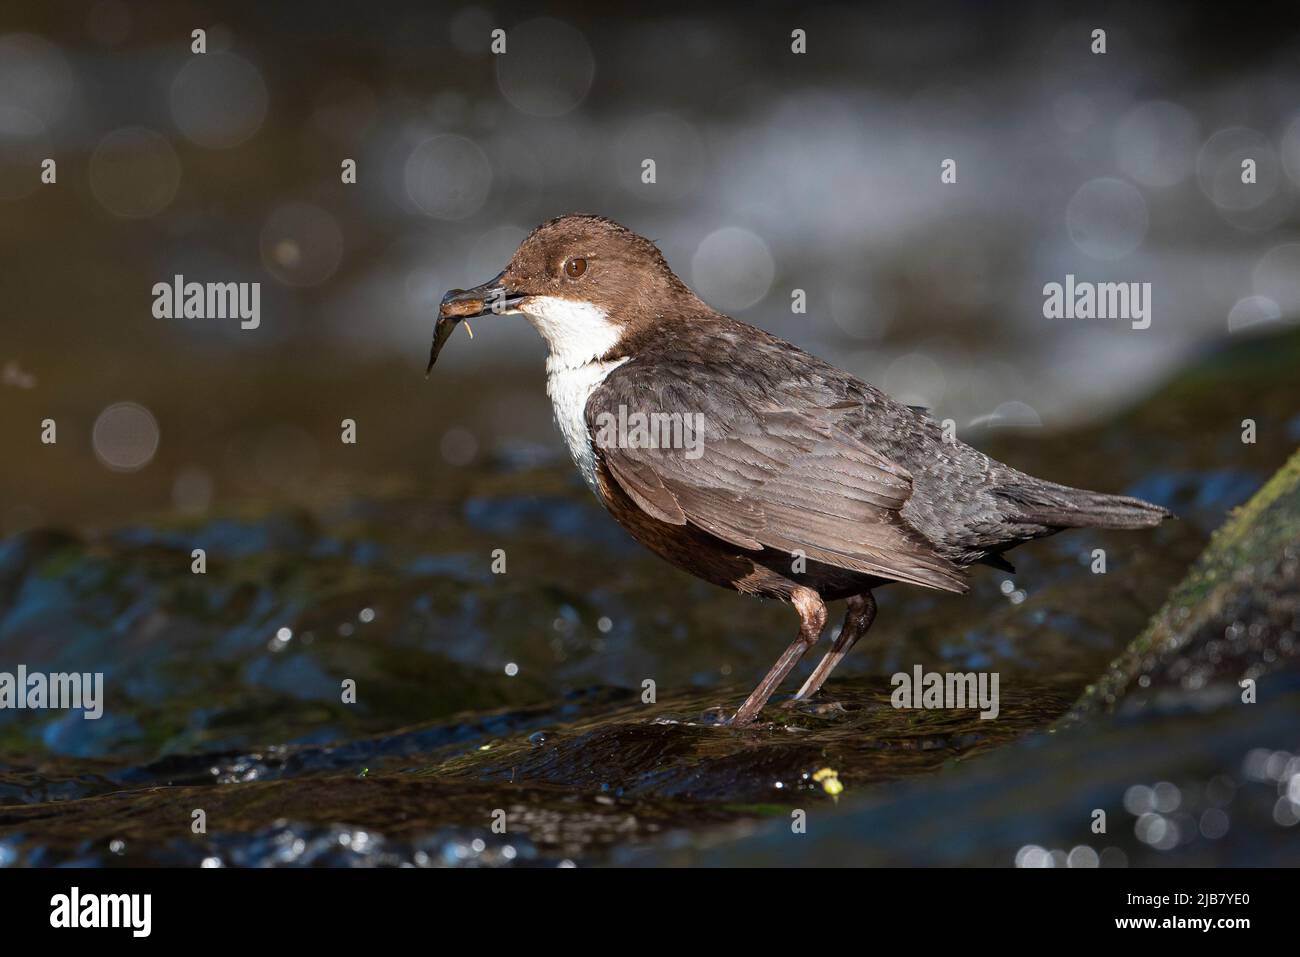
434,214,696,370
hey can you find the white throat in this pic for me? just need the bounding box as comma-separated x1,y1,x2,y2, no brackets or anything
522,295,628,497
523,295,623,371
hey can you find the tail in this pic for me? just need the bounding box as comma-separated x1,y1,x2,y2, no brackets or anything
993,480,1172,530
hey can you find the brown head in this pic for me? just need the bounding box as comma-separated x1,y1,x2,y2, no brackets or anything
436,214,702,370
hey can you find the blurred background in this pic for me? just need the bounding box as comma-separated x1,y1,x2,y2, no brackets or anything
3,0,1299,534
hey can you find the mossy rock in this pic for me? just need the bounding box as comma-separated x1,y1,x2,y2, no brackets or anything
1071,447,1300,716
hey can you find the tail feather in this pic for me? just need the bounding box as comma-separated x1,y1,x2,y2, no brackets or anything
994,481,1172,530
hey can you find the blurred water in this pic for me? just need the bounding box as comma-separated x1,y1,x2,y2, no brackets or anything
4,5,1300,535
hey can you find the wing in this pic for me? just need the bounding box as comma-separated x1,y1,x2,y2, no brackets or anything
586,349,968,594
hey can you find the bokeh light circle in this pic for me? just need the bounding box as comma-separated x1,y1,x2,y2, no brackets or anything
883,352,947,408
170,52,268,149
0,33,74,132
495,18,595,117
1227,295,1281,334
260,203,344,287
93,402,160,472
404,134,492,220
1114,101,1200,188
88,126,181,218
1251,243,1300,317
1196,127,1278,212
690,226,774,312
1065,177,1148,260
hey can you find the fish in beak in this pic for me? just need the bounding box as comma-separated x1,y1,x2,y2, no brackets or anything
426,274,527,373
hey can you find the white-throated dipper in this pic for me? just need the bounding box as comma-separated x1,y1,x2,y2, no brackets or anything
432,214,1171,727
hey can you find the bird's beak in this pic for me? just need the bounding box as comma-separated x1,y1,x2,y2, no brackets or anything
439,273,526,321
427,273,526,374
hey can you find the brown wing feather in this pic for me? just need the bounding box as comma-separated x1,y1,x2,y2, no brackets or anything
588,359,967,593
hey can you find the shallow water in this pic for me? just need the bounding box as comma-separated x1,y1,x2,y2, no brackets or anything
0,329,1297,866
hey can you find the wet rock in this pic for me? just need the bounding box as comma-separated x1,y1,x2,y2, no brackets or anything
623,679,1300,867
0,680,1063,865
1072,449,1300,717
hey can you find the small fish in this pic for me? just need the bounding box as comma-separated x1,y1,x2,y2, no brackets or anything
426,293,484,374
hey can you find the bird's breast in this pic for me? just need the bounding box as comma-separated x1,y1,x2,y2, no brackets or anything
545,357,630,499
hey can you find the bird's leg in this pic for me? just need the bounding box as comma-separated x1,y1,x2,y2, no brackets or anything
789,591,877,703
730,586,827,727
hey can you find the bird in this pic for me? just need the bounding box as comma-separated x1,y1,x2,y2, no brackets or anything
432,214,1171,727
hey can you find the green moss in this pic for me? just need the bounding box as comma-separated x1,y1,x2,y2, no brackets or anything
1071,447,1300,715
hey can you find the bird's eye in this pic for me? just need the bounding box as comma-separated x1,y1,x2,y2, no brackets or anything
564,257,587,278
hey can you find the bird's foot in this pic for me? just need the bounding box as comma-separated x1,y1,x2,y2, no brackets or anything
722,710,758,729
719,704,779,728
